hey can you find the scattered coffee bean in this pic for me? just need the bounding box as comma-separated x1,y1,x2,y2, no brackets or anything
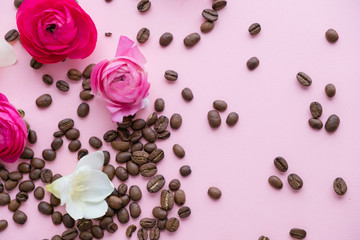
140,218,156,229
126,225,137,237
164,70,178,81
137,28,150,43
129,185,142,201
258,236,270,240
36,94,52,108
181,87,194,101
131,142,144,153
99,216,113,229
77,102,90,117
179,165,191,177
40,169,53,183
184,33,201,47
310,102,322,119
126,161,139,176
82,64,95,78
63,213,75,228
51,174,62,183
29,169,41,180
103,130,118,142
202,9,218,21
289,228,307,239
147,175,165,193
325,28,339,43
152,206,167,220
28,130,37,144
178,206,191,218
116,151,132,163
34,186,45,200
62,228,78,240
296,72,312,86
308,118,323,129
154,116,169,133
159,32,173,47
89,136,102,149
51,138,63,151
112,141,131,152
137,0,151,12
0,182,3,193
140,163,157,177
325,114,340,132
149,148,164,163
154,98,165,112
53,130,65,137
157,219,167,230
247,57,260,70
208,187,222,199
132,119,146,131
172,144,185,158
201,21,214,33
30,58,43,69
20,147,34,159
68,140,81,152
107,222,118,233
249,23,261,35
144,142,157,153
103,165,115,180
160,190,174,210
142,127,157,143
58,118,74,132
118,183,128,196
325,83,336,97
129,202,142,218
165,217,179,232
79,231,93,240
82,78,91,90
288,173,303,190
212,0,227,11
0,219,8,232
77,219,93,231
132,151,149,165
226,112,239,126
56,80,70,92
16,192,28,202
146,112,158,126
0,169,9,180
14,0,24,8
208,110,221,128
0,193,10,206
333,177,347,195
38,201,54,215
67,69,82,81
170,114,182,129
80,90,94,101
130,130,142,142
41,74,53,85
174,190,186,205
150,226,160,240
117,208,130,224
213,100,227,112
169,179,181,191
42,149,56,161
13,210,27,225
137,228,148,240
9,171,23,181
268,176,283,189
50,194,60,206
65,128,80,140
274,156,288,172
91,225,104,238
5,179,18,191
105,32,112,37
19,180,35,192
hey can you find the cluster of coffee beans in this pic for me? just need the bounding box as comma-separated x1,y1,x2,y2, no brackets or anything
207,100,238,128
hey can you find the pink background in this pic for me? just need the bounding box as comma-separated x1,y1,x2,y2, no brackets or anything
1,0,360,239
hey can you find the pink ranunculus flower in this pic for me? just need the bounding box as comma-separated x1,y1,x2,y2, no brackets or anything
91,36,150,122
0,93,28,163
16,0,97,64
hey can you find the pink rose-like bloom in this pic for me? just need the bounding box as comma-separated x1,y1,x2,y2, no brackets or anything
0,93,28,163
16,0,97,64
91,36,150,122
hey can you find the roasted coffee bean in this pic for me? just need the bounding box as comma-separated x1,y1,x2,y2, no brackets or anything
102,150,110,165
126,225,137,237
160,190,174,210
53,130,65,137
28,130,37,144
288,173,303,190
77,103,90,118
308,118,323,129
132,151,149,165
296,72,312,86
174,190,186,205
325,83,336,97
56,80,70,92
226,112,239,126
20,147,34,159
150,226,160,240
172,144,185,159
89,136,102,149
0,193,10,206
43,149,56,161
157,219,167,230
140,163,157,177
325,114,340,132
247,57,260,70
49,139,63,152
137,0,151,12
201,21,214,33
126,161,140,176
310,102,322,119
268,176,283,189
5,179,18,191
129,185,142,201
82,78,91,90
82,63,95,78
80,90,94,101
117,208,130,224
131,142,144,153
129,202,142,218
132,119,147,131
91,225,104,239
13,210,27,225
154,98,165,112
68,140,83,153
137,228,148,240
184,33,201,47
51,174,62,183
165,217,179,232
63,213,75,228
179,165,191,177
149,148,164,163
38,201,53,215
52,235,63,240
79,231,93,240
164,70,178,81
118,183,128,196
77,219,92,231
140,218,156,228
120,194,130,207
130,130,142,142
137,27,150,43
333,177,347,195
152,206,167,220
103,130,117,142
213,100,227,112
147,175,165,193
106,222,118,233
170,114,182,129
249,23,261,35
34,186,45,200
146,112,158,126
178,206,191,218
62,228,78,240
289,228,307,239
67,69,82,81
208,187,222,199
154,116,169,133
159,32,173,47
0,169,8,180
258,236,270,240
40,169,53,183
116,152,132,163
169,179,181,191
325,28,339,43
14,0,24,8
99,216,113,229
58,118,74,132
42,74,54,85
65,128,80,140
103,165,115,180
0,182,3,193
16,192,28,202
208,110,221,128
29,169,41,180
202,9,218,21
36,94,52,108
105,206,115,217
30,58,43,69
117,115,134,129
144,143,157,153
19,180,35,192
50,194,60,206
212,0,227,11
9,171,23,181
0,219,8,232
112,141,131,152
142,127,156,143
156,130,170,140
274,156,288,172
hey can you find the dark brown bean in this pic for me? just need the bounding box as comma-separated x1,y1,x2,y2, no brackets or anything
58,118,74,132
82,78,91,90
137,27,150,43
126,161,140,176
80,90,94,101
0,193,10,206
51,138,64,151
212,0,227,11
30,158,45,170
99,216,113,229
89,136,102,149
325,29,339,43
129,185,142,201
36,94,52,108
154,115,169,133
150,226,160,240
34,186,45,200
14,0,24,8
226,112,239,126
152,206,167,220
131,142,144,153
16,192,28,202
132,151,149,165
116,152,132,163
29,169,41,180
56,80,70,92
164,70,178,81
67,69,82,81
208,187,222,199
296,72,312,87
169,179,181,191
179,165,191,177
160,190,174,211
288,173,303,190
310,102,322,119
91,225,104,238
40,169,53,183
28,130,37,144
137,0,151,12
208,110,221,128
42,149,56,161
5,179,18,191
79,231,93,240
159,32,173,47
144,143,157,153
140,218,156,228
9,171,23,181
20,147,34,159
0,220,8,232
132,119,147,131
248,23,261,35
149,148,164,163
140,163,157,177
18,162,31,173
325,114,340,132
103,165,115,180
213,100,227,112
137,228,148,240
147,175,165,193
13,210,27,225
142,127,156,143
8,199,20,211
154,98,165,112
77,219,93,231
174,189,186,205
77,102,90,118
103,130,118,142
69,140,81,152
308,118,323,129
170,113,182,129
325,83,336,97
178,206,191,218
202,9,218,21
333,177,347,195
129,202,142,218
30,58,43,69
268,176,283,189
38,201,54,215
247,57,260,70
165,217,179,232
200,21,214,33
289,228,307,239
52,212,63,224
126,225,137,237
63,213,75,228
65,128,80,140
117,208,130,224
19,180,35,192
274,156,288,172
42,74,53,85
82,64,95,78
183,33,201,47
62,228,78,240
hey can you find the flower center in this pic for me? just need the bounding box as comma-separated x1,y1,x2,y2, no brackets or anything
46,24,56,33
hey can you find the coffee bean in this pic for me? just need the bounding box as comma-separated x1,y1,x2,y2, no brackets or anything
174,190,186,205
67,69,82,81
126,225,137,237
213,100,227,112
80,90,94,101
79,231,93,240
63,213,75,228
0,193,10,206
77,102,90,118
126,161,140,176
68,140,81,152
137,27,150,43
9,171,23,181
160,190,174,210
142,127,157,143
106,222,118,233
164,70,178,81
308,118,323,129
105,32,112,37
179,165,191,177
116,152,132,164
208,187,222,199
288,173,303,190
51,174,62,183
104,206,115,217
41,74,53,85
289,228,307,239
178,206,191,218
149,148,164,163
140,218,156,229
77,219,93,231
38,201,54,215
247,57,260,70
150,226,160,240
184,33,201,47
137,0,151,12
99,216,113,229
50,194,60,206
202,9,218,21
129,185,142,201
154,115,169,133
129,202,142,218
169,179,181,191
58,118,74,132
146,112,158,126
120,195,130,207
201,21,214,33
325,28,339,43
333,177,347,195
103,165,115,180
36,94,52,108
20,147,34,159
29,169,41,180
19,180,35,192
132,119,146,131
156,219,166,230
118,115,134,129
34,186,45,200
159,32,174,47
82,64,95,78
325,114,340,132
268,176,283,189
157,130,171,139
89,136,102,149
152,206,167,220
226,112,239,126
51,138,63,151
56,80,70,92
103,130,118,142
296,72,312,86
0,219,8,232
310,102,322,119
53,130,65,137
249,23,261,35
137,228,148,240
117,183,128,196
14,0,24,8
154,98,165,112
212,0,227,11
147,175,165,193
13,210,27,225
132,151,149,165
41,169,53,183
112,141,131,152
28,130,37,144
258,236,270,240
165,217,179,232
117,208,130,224
0,182,3,193
91,225,104,238
30,58,43,69
140,163,157,177
131,142,144,153
17,162,31,173
62,228,78,240
65,128,80,140
144,143,157,153
208,110,221,128
42,149,56,161
16,192,28,202
274,156,288,172
325,83,336,97
82,78,91,90
130,130,142,142
5,179,18,191
170,114,182,129
0,169,9,180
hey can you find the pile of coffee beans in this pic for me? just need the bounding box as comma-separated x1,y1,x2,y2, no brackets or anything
207,100,238,128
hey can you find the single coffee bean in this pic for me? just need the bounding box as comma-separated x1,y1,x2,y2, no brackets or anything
106,222,118,233
140,163,157,177
325,114,340,132
67,69,82,81
77,102,90,118
38,201,54,215
132,119,147,131
77,219,93,231
0,193,10,206
130,130,142,142
16,192,28,202
36,94,52,108
56,80,70,92
91,225,104,238
105,206,115,217
154,98,165,112
28,130,37,144
132,151,149,165
5,179,18,191
68,140,81,152
126,225,137,237
249,23,261,35
310,102,322,119
268,176,283,189
170,114,182,129
120,194,130,207
208,110,221,128
147,175,165,193
160,190,174,210
137,0,151,12
201,21,214,33
165,217,179,232
152,206,167,220
212,0,227,11
19,180,35,192
129,185,142,201
99,216,113,229
296,72,312,86
174,190,186,205
13,210,27,225
58,118,74,132
129,202,142,218
126,161,139,176
325,83,336,97
149,148,164,163
178,206,191,218
157,131,171,139
308,118,323,129
112,141,131,152
140,218,156,228
82,78,91,90
34,186,45,200
80,90,94,101
226,112,239,126
89,136,102,149
50,194,60,206
169,179,181,191
157,219,167,230
179,165,191,177
51,174,62,183
30,58,43,69
82,63,95,78
154,115,169,133
184,33,201,47
65,128,80,140
213,100,227,112
288,173,303,190
137,27,150,43
137,228,148,240
53,131,64,137
0,219,8,232
247,57,260,70
146,112,158,126
29,169,41,180
9,171,23,181
103,165,115,180
1,169,9,180
117,208,130,224
144,143,157,153
51,138,63,151
14,0,24,8
103,130,117,142
202,9,218,21
40,169,53,183
159,32,173,47
131,142,144,153
118,183,128,196
20,147,34,159
63,213,75,228
333,177,347,195
116,152,132,163
62,228,78,240
274,156,288,172
208,187,222,199
150,226,160,240
79,231,93,240
42,74,53,85
289,228,307,239
42,149,56,161
142,127,157,143
164,70,178,81
258,236,270,240
325,28,339,43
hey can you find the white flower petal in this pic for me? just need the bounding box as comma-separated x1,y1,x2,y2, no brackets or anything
75,151,104,171
82,201,108,220
46,175,73,204
66,198,85,221
0,39,17,67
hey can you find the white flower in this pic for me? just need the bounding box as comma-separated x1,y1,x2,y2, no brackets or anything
46,151,114,220
0,39,17,67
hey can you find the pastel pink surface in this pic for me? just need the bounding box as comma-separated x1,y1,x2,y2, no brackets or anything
1,0,360,239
